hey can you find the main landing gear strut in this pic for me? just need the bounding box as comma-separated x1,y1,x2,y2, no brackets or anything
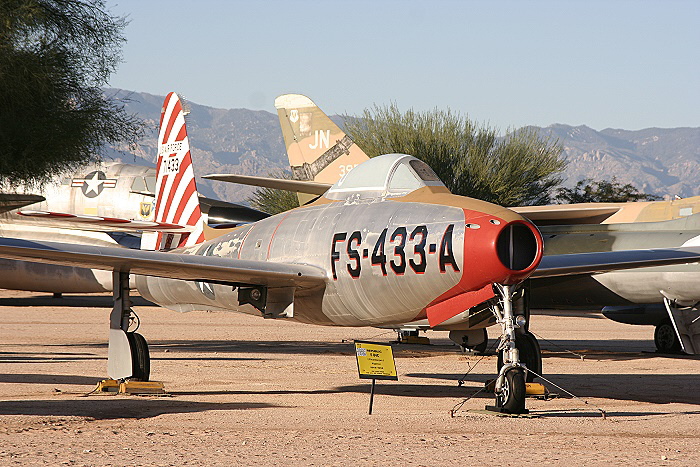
487,283,539,414
661,297,700,355
108,271,150,381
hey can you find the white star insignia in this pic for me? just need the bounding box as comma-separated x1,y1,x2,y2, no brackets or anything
83,172,104,195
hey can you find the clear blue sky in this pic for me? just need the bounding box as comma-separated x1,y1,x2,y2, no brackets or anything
108,0,699,131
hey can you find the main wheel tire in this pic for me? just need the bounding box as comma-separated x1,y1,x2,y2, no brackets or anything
497,332,542,383
126,332,150,381
496,368,526,414
654,321,682,353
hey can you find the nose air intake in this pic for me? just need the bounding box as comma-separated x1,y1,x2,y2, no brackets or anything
496,222,539,271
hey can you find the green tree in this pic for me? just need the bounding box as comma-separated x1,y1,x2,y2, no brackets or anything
554,178,661,203
343,103,566,206
0,0,144,189
247,171,300,215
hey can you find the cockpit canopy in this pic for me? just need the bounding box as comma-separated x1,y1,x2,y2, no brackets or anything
324,154,447,201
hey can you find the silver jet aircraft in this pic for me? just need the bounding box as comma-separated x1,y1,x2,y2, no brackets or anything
238,94,700,355
2,93,700,414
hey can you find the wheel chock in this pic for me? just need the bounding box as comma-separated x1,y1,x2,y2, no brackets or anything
483,380,548,398
401,336,431,345
525,382,547,397
95,379,121,393
119,381,166,395
93,379,165,395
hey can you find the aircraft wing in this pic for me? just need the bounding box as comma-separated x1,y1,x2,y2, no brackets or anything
511,203,624,224
532,247,700,278
0,194,45,214
203,174,331,195
0,237,327,289
17,210,193,233
1,237,698,295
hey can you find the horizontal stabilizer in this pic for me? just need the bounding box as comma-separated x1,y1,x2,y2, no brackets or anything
204,173,331,195
18,210,194,233
512,204,622,224
0,194,45,214
533,247,700,278
0,237,328,289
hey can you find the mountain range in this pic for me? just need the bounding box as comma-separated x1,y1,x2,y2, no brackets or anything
106,89,700,204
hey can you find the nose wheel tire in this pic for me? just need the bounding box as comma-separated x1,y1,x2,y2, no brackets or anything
496,367,526,414
497,331,542,382
126,332,150,381
654,320,682,353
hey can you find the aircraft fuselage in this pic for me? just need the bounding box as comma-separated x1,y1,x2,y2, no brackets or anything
138,192,542,328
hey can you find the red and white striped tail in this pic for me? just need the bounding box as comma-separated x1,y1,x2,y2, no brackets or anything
148,92,205,250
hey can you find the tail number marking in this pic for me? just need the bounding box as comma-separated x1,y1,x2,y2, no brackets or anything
309,130,330,150
330,225,458,280
161,154,182,175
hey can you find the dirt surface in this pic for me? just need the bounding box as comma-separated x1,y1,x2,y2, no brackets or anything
1,290,698,466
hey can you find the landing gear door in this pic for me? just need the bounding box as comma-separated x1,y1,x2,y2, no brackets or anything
265,287,295,319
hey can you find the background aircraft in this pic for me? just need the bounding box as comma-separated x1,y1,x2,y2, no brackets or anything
0,160,267,294
208,94,700,354
2,93,700,413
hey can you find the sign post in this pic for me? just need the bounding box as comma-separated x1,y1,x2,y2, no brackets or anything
354,341,398,415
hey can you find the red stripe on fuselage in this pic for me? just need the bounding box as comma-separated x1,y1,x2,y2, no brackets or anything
155,156,168,221
172,179,196,224
164,234,174,250
185,204,202,226
159,155,192,223
176,233,191,248
159,92,173,129
176,123,187,142
161,100,182,144
266,212,290,259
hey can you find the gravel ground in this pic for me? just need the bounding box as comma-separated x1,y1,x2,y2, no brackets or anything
0,290,698,466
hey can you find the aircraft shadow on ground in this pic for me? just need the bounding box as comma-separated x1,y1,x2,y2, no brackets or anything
522,409,700,418
0,350,99,360
538,343,699,362
141,339,700,363
14,337,696,362
47,339,364,358
0,294,155,308
147,340,361,357
221,370,700,406
0,348,263,363
173,382,470,399
145,340,460,358
0,399,277,419
0,373,101,385
408,372,700,405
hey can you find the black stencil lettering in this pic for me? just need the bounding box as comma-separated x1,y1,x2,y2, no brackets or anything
439,224,460,273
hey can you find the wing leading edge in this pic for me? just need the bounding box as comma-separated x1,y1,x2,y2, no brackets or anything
0,237,327,289
203,173,331,195
18,210,193,233
532,248,700,278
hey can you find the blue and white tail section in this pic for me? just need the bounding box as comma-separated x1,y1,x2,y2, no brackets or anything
141,92,205,251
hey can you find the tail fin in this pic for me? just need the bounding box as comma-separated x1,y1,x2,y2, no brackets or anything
143,92,205,250
275,94,369,203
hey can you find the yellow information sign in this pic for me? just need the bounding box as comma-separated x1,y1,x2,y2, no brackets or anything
354,341,398,381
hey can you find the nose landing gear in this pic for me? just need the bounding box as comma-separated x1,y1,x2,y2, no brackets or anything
487,284,534,414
